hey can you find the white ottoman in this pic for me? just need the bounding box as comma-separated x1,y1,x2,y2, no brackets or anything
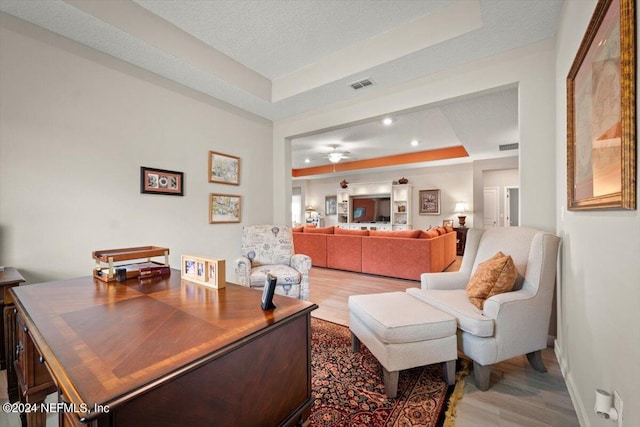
348,291,457,398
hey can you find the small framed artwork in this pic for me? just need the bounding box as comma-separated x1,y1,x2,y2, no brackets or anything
140,166,184,196
181,255,226,289
209,193,241,223
208,151,240,185
419,189,440,215
442,220,454,227
567,0,636,210
325,195,337,215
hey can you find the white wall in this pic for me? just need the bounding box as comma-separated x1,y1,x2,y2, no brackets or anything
0,15,273,283
273,39,556,234
297,162,474,229
555,2,640,426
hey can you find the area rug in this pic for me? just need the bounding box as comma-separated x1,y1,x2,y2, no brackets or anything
309,318,460,427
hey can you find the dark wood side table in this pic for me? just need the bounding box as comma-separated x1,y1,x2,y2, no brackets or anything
1,268,25,370
454,227,468,256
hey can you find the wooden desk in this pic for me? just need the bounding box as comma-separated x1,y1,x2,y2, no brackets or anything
9,271,317,427
1,267,25,371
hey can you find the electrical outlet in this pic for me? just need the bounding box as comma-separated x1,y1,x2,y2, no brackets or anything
614,391,623,427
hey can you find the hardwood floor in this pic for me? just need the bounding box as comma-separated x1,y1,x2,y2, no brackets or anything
308,263,580,427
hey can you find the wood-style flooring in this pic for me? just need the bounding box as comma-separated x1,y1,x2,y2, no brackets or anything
308,262,580,427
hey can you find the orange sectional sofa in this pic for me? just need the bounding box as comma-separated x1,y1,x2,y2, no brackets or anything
292,226,456,281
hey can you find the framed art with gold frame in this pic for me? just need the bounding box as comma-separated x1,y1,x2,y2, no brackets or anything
567,0,636,211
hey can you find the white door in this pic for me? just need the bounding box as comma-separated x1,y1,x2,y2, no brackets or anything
504,187,520,227
483,187,499,228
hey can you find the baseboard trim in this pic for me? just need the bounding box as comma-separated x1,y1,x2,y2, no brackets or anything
554,339,590,427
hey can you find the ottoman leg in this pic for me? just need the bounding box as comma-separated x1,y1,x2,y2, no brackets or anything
443,360,456,385
351,332,361,352
382,367,399,398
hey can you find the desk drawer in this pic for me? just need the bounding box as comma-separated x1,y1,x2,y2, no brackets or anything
15,312,55,400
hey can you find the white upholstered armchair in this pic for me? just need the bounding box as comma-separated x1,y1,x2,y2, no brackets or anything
407,227,560,390
234,225,311,300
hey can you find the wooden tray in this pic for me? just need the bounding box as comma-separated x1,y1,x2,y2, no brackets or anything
93,246,169,282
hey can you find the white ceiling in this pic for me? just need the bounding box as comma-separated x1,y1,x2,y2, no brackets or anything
0,0,563,174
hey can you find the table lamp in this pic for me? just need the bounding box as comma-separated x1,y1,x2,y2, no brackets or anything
455,202,470,228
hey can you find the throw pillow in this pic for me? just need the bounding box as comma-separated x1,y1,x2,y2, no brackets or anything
335,228,369,236
303,226,335,234
466,251,518,309
419,229,440,239
292,226,304,232
369,230,421,238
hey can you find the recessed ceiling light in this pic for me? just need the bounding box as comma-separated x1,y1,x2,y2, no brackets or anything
304,158,310,163
382,117,393,126
411,139,419,146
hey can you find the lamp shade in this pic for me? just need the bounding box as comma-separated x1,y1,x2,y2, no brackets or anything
455,202,469,213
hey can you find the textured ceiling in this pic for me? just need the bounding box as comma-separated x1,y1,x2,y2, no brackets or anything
0,0,563,174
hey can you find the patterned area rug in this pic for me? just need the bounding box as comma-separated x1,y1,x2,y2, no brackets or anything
309,318,452,427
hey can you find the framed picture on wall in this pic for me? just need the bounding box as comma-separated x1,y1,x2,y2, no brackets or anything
566,0,636,211
325,195,337,215
419,189,440,215
208,151,240,185
209,193,241,223
140,166,184,196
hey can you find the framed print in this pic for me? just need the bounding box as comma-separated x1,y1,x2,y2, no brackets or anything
208,151,240,185
567,0,636,210
140,167,184,196
181,255,226,289
209,193,241,223
325,195,337,215
442,220,454,227
419,189,440,215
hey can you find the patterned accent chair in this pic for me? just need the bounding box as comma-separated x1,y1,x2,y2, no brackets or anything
234,225,311,300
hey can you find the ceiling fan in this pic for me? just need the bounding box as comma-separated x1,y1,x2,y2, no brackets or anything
323,145,351,164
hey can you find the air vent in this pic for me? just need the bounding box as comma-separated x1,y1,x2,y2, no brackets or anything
499,143,519,151
350,78,375,90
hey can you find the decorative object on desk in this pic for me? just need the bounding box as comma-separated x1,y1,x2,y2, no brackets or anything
455,201,470,227
209,193,241,223
325,195,337,215
419,189,440,215
140,167,184,196
181,255,226,289
261,273,277,310
567,0,636,211
115,268,127,283
139,265,171,280
398,177,409,184
208,150,240,185
340,179,348,188
442,219,454,227
92,246,170,282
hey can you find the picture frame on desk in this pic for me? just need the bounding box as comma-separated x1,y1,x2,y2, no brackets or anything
181,255,226,289
140,166,184,196
442,220,453,227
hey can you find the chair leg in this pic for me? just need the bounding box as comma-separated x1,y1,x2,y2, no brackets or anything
351,332,361,353
473,361,491,391
443,360,456,386
526,350,547,373
382,367,399,398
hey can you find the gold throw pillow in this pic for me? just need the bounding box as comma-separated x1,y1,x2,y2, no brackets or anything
466,251,518,309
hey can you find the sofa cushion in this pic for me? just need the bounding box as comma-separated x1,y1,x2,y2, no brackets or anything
466,252,517,309
406,288,495,337
436,227,447,235
304,226,334,234
292,226,304,232
335,228,369,236
419,229,440,239
369,230,421,238
444,226,454,233
248,264,302,288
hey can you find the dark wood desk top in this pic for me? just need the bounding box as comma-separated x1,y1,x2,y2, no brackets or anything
10,271,317,419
